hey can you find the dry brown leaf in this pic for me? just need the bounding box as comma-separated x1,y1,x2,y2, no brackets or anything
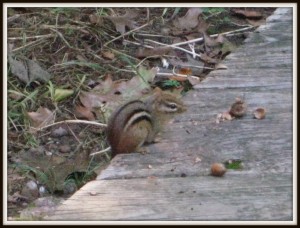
8,55,51,84
76,54,87,62
200,53,220,64
74,105,95,121
173,8,203,30
203,33,223,48
79,67,158,121
105,10,138,34
178,67,193,75
168,75,188,82
27,107,55,128
232,9,263,19
102,51,115,60
215,34,225,44
89,14,103,25
124,67,157,94
195,16,209,33
79,91,110,109
92,74,114,93
246,18,266,27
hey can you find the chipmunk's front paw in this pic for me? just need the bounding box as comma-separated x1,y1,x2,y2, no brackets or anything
153,135,163,143
137,147,149,155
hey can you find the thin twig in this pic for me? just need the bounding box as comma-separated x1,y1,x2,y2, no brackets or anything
156,72,199,80
108,47,140,62
135,32,174,38
11,38,49,52
32,119,107,131
7,14,21,23
49,28,72,48
90,146,111,156
145,39,202,58
122,38,154,49
108,64,135,73
142,25,254,59
8,34,54,41
66,124,81,144
104,21,151,47
8,116,18,132
169,25,255,47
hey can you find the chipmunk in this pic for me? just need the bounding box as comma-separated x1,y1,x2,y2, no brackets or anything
106,88,187,157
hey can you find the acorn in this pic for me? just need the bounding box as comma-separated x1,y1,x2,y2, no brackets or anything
253,107,266,119
211,163,227,177
229,98,247,118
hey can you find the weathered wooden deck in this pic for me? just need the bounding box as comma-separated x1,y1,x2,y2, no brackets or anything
47,8,294,222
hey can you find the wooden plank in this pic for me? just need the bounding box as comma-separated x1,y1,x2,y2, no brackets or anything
47,174,292,221
48,8,294,221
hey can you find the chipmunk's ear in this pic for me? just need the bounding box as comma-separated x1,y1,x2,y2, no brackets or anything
152,87,162,94
144,87,162,105
151,87,163,101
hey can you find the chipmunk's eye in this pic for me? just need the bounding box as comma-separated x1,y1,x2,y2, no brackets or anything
168,103,178,109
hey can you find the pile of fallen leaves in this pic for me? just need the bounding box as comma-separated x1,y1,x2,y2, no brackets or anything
7,7,276,219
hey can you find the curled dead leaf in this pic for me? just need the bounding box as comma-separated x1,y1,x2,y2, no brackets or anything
178,67,193,75
173,8,203,30
246,18,266,27
75,105,95,121
27,107,55,129
168,75,188,82
214,63,228,70
8,55,52,84
89,14,103,25
105,10,138,34
232,9,263,19
102,51,115,60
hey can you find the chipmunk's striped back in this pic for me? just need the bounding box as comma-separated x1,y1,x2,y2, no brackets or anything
106,90,187,157
107,100,153,156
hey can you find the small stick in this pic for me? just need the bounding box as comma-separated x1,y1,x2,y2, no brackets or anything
104,21,151,47
11,38,48,52
66,124,81,144
145,39,202,58
32,119,107,131
167,25,255,47
8,34,54,41
90,147,111,156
